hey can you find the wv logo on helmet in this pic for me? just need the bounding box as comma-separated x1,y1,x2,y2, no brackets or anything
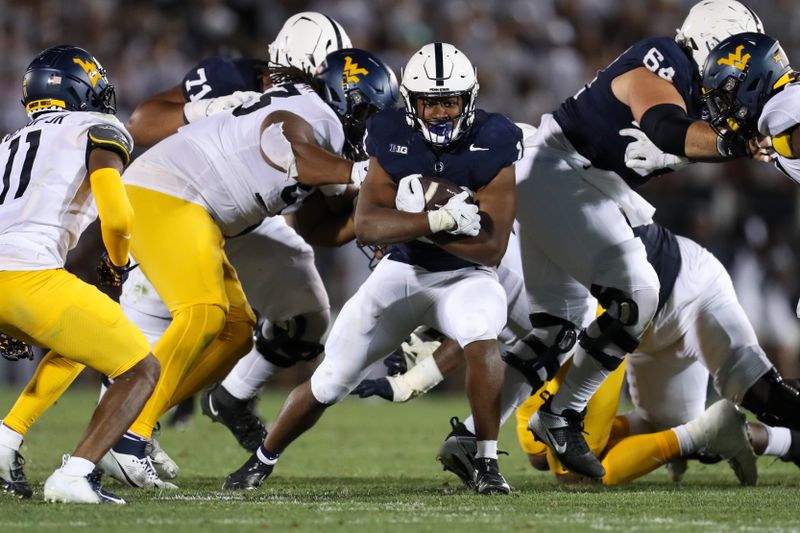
343,56,369,83
717,45,750,70
72,57,102,87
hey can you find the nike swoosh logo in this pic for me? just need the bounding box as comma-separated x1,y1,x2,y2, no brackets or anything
208,396,220,417
469,144,489,151
551,440,567,455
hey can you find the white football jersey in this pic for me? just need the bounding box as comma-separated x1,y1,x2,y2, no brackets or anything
758,83,800,184
0,111,132,270
124,83,345,237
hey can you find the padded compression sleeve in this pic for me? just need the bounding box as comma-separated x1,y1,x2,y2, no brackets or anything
639,103,695,157
90,167,134,266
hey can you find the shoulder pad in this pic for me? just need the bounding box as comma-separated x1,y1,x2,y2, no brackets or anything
182,56,265,101
87,123,134,165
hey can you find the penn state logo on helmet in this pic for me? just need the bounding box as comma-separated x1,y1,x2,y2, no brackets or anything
701,32,795,138
400,42,479,147
675,0,764,75
21,45,116,117
313,48,399,160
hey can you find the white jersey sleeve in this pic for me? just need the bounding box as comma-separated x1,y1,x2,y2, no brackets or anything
0,111,131,270
124,83,345,237
759,84,800,184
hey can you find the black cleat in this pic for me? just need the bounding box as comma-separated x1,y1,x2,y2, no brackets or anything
528,396,605,479
473,457,511,495
167,396,196,429
436,417,477,488
223,454,273,490
0,447,32,499
201,384,267,452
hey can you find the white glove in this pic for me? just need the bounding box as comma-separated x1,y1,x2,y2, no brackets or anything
183,91,262,123
395,174,425,213
621,127,689,176
350,160,370,188
428,191,481,236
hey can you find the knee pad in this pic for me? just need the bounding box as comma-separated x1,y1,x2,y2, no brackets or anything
579,284,659,371
254,310,329,368
741,367,800,430
502,313,578,389
310,375,350,405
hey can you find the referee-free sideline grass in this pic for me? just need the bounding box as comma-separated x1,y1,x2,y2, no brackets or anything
0,386,798,532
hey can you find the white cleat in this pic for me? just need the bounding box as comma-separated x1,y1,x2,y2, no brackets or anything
686,400,758,486
146,438,179,480
43,455,125,504
99,448,178,489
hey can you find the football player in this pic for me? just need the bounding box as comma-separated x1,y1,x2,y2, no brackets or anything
120,11,354,455
512,0,770,478
223,42,521,495
0,46,160,503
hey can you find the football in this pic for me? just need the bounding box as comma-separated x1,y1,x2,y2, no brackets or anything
419,176,474,211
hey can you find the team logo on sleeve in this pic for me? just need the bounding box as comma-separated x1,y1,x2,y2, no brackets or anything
717,45,750,71
343,56,369,83
72,57,102,87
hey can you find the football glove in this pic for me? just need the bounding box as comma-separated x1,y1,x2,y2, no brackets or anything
351,378,394,401
97,252,137,287
350,160,370,188
621,127,689,176
183,91,262,123
434,191,481,236
0,332,34,362
395,174,425,213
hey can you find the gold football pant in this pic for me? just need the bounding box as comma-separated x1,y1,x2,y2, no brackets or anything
125,186,255,438
0,269,150,435
516,359,681,484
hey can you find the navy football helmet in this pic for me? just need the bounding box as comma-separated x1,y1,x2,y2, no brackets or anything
702,32,795,139
22,45,116,117
313,48,399,160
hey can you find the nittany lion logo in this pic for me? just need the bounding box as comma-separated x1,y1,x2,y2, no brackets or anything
72,57,102,87
717,45,751,70
343,56,369,83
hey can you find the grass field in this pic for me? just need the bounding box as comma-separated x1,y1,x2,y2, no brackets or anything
1,386,799,532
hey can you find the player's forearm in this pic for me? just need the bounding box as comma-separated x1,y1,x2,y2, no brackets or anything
293,142,353,187
90,168,134,266
127,99,186,148
431,229,509,267
683,121,728,160
301,211,355,247
354,207,433,245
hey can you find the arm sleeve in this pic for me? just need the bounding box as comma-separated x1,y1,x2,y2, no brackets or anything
90,167,134,267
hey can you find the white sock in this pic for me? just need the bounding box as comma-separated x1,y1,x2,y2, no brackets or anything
256,446,279,465
0,423,23,450
550,348,612,413
221,349,280,400
464,418,476,434
763,426,793,457
476,440,498,459
61,456,95,477
672,425,698,455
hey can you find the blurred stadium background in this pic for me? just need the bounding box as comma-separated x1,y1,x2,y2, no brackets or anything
2,0,800,390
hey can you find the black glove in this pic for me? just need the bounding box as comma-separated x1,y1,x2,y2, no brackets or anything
97,252,137,287
350,378,394,401
382,350,408,376
0,332,34,362
716,129,751,159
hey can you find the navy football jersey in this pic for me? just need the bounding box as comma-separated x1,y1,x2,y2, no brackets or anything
181,57,266,102
633,223,682,316
366,107,522,271
553,37,704,188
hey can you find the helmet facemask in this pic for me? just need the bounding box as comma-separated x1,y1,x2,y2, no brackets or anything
401,88,477,147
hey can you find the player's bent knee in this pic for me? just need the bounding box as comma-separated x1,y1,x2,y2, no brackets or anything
172,303,228,347
309,376,350,405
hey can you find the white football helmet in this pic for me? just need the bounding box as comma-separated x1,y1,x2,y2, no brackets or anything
400,42,479,147
675,0,764,75
268,12,352,73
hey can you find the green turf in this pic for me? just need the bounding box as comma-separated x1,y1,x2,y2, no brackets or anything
0,387,798,532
